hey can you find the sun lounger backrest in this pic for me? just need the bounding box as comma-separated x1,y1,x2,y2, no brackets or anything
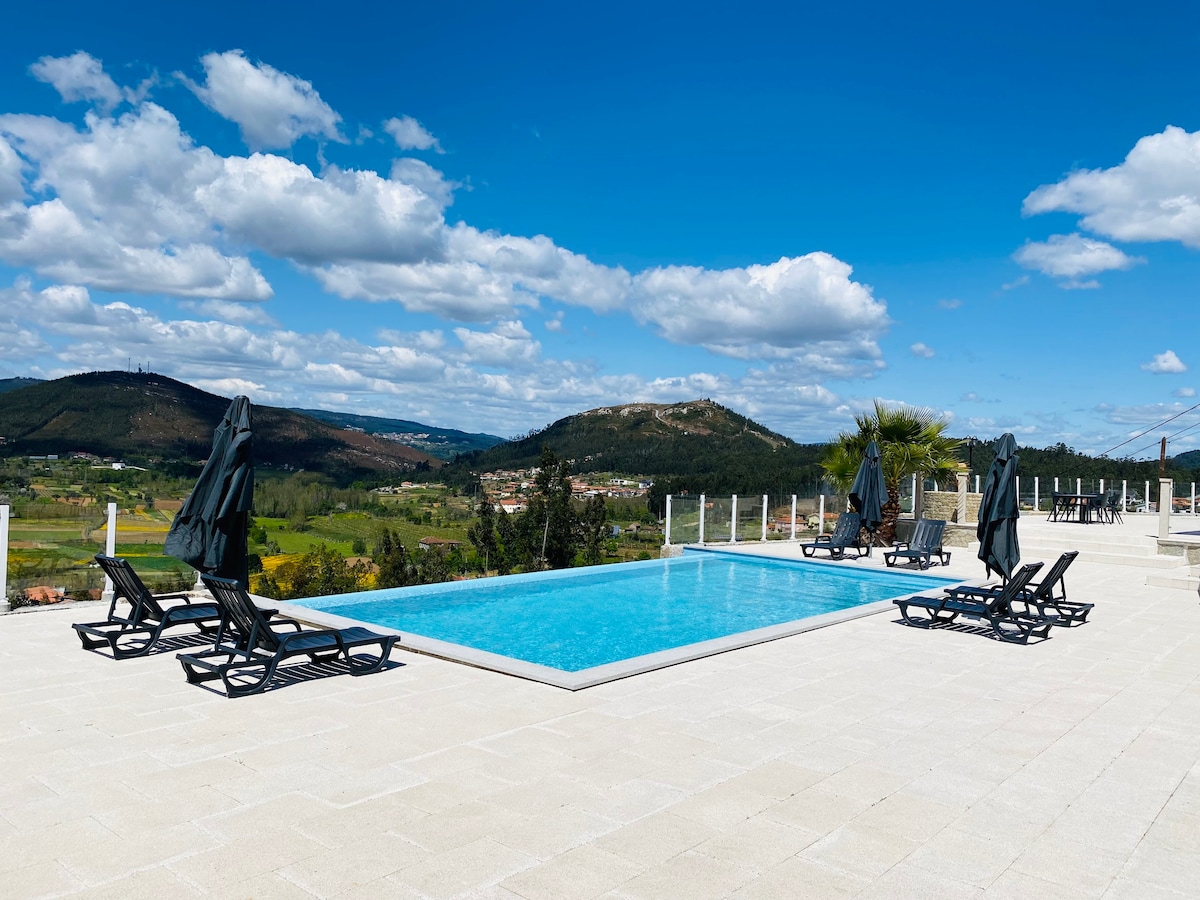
832,512,861,544
201,575,282,654
95,555,165,621
1031,551,1078,601
922,519,946,550
990,562,1044,613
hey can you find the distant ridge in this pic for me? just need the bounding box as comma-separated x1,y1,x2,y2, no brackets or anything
0,377,43,395
439,399,828,495
291,408,504,460
0,371,438,481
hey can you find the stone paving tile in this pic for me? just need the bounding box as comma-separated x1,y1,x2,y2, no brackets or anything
4,533,1200,898
500,844,643,899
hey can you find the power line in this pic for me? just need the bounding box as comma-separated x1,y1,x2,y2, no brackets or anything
1122,417,1200,460
1099,400,1200,457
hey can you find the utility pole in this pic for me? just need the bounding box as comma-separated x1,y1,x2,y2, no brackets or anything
1160,436,1168,478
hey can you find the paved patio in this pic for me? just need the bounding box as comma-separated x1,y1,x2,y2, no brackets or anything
2,528,1199,899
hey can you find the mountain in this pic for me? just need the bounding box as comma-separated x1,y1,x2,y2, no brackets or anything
1172,449,1200,470
0,377,43,395
0,371,438,480
439,400,828,495
291,408,504,460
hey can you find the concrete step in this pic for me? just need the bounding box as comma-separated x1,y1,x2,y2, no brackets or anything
1146,568,1200,592
968,541,1189,570
1010,532,1161,556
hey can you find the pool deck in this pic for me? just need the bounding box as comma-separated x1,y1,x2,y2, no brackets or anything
3,517,1199,898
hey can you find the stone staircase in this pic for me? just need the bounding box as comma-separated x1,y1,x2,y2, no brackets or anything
968,527,1198,592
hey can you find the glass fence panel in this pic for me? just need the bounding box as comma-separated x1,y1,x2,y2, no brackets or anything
1171,481,1198,514
735,496,765,542
668,496,700,544
705,497,733,542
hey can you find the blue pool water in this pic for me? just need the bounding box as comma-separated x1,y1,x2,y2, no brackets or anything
292,550,954,673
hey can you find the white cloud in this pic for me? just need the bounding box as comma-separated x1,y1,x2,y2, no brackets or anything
1024,125,1200,247
200,155,446,265
937,298,961,309
390,158,457,207
182,50,343,150
910,342,935,358
29,52,123,111
383,116,443,153
0,135,23,202
1175,386,1196,398
1001,274,1030,291
1013,232,1142,286
1142,350,1187,374
452,320,541,369
630,253,889,363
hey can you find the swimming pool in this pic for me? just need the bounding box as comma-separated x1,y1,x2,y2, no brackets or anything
285,549,960,689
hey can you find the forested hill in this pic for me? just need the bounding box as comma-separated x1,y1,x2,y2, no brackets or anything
291,408,504,460
438,400,829,496
0,371,438,481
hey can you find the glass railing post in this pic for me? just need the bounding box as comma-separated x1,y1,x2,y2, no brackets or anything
730,495,738,543
665,494,672,545
0,505,9,613
699,494,706,544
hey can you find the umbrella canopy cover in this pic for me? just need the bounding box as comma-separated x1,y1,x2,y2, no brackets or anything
164,396,254,588
848,440,887,533
977,432,1020,580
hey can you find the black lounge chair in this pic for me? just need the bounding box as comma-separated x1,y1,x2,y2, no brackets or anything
178,575,399,697
883,518,951,569
894,561,1055,644
940,551,1091,626
800,512,864,560
72,555,221,658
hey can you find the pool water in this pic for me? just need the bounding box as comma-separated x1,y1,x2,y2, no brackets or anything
293,550,953,673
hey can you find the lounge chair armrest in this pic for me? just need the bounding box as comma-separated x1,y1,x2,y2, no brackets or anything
270,617,306,632
892,541,911,550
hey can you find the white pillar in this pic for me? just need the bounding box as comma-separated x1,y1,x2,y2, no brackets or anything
1034,476,1039,513
0,505,9,614
818,494,825,534
1145,480,1151,512
1054,476,1059,493
790,495,797,540
698,494,706,543
911,474,917,512
955,471,968,523
1016,476,1021,513
1076,477,1081,495
1122,480,1127,511
761,495,768,542
1159,478,1172,538
1100,478,1105,495
730,495,738,543
102,502,117,603
665,494,672,546
974,474,980,493
1192,483,1196,515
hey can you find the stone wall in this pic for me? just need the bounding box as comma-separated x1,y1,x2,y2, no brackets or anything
922,490,981,524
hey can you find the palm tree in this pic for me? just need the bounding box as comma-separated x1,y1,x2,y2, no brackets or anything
821,401,962,543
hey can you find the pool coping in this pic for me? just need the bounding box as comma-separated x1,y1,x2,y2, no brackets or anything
264,550,977,691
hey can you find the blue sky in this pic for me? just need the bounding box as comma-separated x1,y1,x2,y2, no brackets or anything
1,1,1199,456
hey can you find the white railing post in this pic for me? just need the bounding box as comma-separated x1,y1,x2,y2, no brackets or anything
665,494,672,546
1076,477,1081,495
1034,476,1039,513
102,502,117,603
1100,478,1105,496
761,495,768,541
818,494,825,534
974,474,979,493
1145,480,1151,512
1192,482,1196,515
911,474,917,512
1122,480,1127,511
1054,476,1059,494
0,504,9,613
730,495,738,543
1159,478,1172,538
698,494,706,544
790,494,797,540
1016,476,1021,512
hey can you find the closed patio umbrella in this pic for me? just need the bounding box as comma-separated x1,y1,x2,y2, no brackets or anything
849,440,887,554
165,396,254,589
977,432,1020,581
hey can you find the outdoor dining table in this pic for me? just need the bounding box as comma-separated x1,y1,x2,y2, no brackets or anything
1049,491,1104,523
